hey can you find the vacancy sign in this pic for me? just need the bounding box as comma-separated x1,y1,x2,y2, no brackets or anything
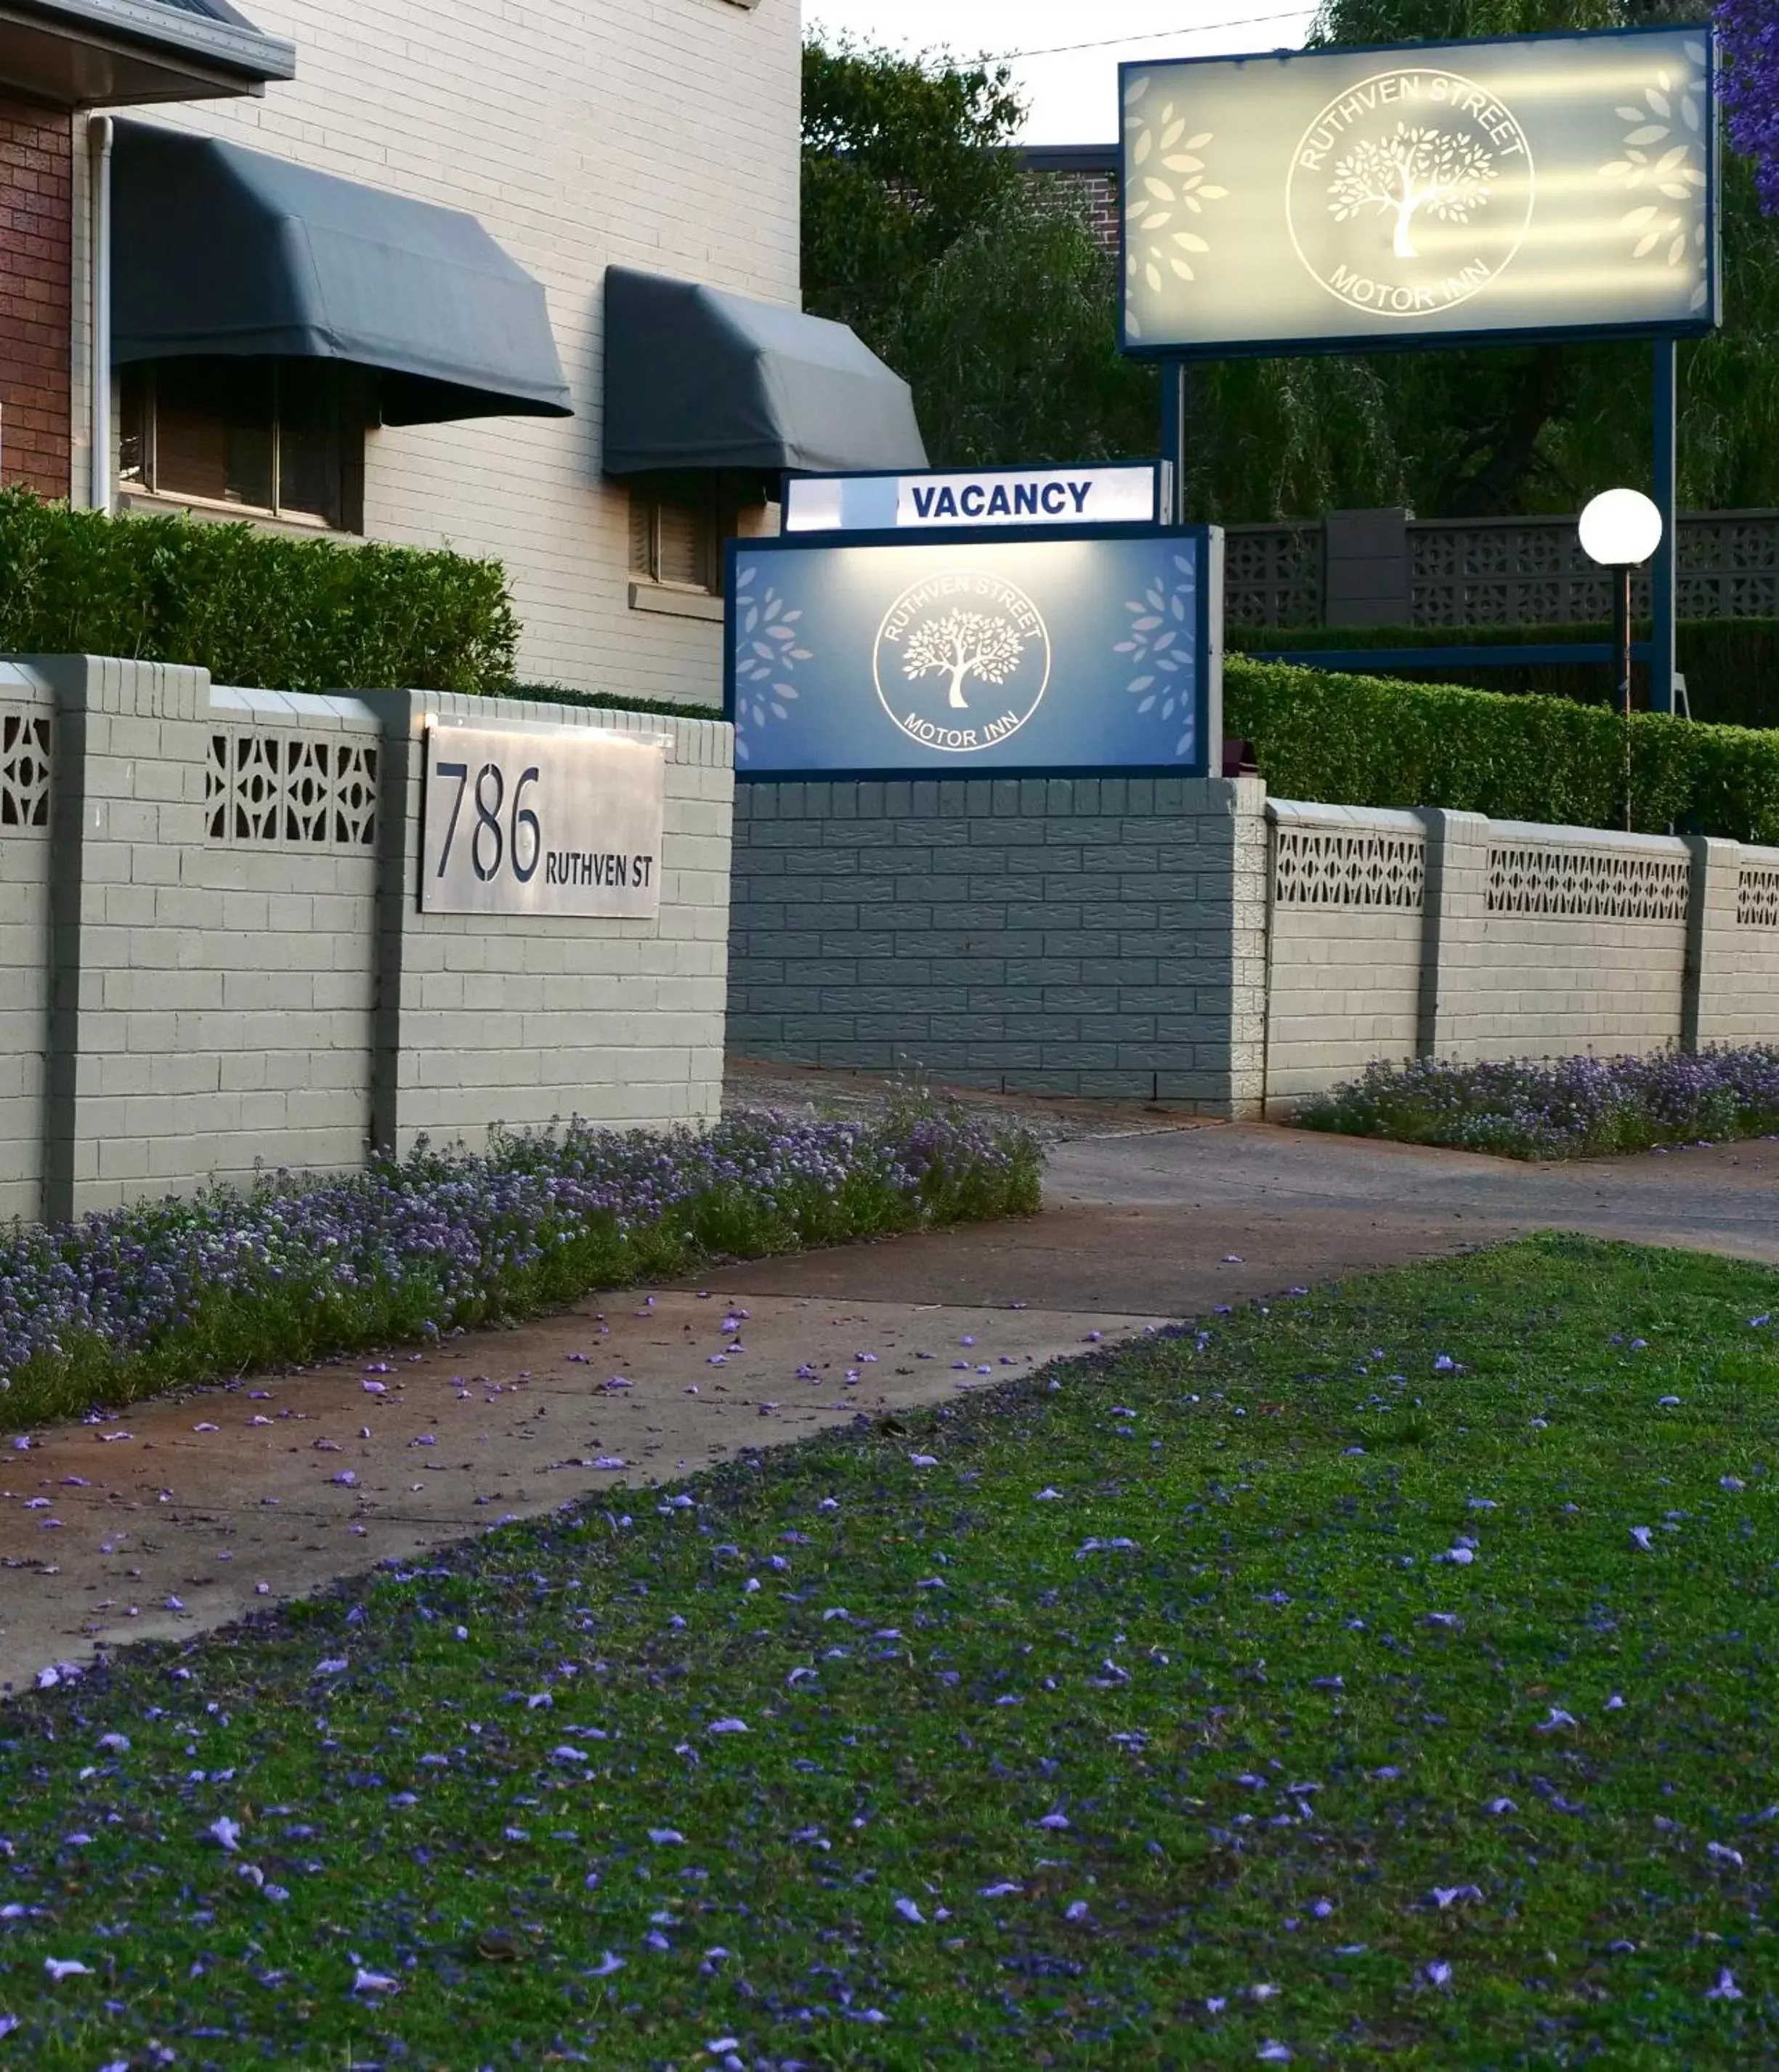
1120,25,1718,355
782,462,1166,535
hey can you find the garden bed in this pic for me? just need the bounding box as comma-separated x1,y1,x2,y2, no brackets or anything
1300,1047,1779,1160
0,1109,1041,1432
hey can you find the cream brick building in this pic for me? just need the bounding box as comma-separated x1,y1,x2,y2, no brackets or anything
1,0,921,705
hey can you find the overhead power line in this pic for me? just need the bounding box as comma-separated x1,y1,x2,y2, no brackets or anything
979,9,1315,62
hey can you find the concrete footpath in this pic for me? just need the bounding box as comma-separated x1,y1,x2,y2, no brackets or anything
3,1115,1775,1696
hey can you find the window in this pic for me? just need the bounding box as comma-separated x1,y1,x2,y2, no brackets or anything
628,474,724,594
119,359,365,533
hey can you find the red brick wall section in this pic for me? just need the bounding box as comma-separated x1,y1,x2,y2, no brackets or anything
1034,169,1122,257
0,97,73,500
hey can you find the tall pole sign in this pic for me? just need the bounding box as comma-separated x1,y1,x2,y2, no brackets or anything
1120,28,1718,359
1121,25,1721,713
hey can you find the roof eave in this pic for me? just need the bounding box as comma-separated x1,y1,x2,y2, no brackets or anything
9,0,294,85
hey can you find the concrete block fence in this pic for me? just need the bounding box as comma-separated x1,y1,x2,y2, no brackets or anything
1264,800,1779,1112
0,656,733,1225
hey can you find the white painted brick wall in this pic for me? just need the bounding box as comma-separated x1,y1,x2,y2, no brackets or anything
1264,802,1425,1106
1442,821,1691,1062
0,680,53,1223
82,0,801,702
1693,838,1779,1046
7,657,734,1222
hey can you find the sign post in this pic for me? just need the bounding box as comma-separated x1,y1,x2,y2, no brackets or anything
1651,339,1679,716
1118,25,1717,709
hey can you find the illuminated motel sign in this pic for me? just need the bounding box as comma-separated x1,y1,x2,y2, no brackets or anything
1119,25,1719,357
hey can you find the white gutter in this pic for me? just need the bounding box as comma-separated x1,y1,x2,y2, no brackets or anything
89,113,113,512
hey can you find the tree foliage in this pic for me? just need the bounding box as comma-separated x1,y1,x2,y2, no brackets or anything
801,39,1156,469
1719,0,1779,214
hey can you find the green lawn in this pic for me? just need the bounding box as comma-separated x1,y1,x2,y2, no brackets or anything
4,1234,1778,2068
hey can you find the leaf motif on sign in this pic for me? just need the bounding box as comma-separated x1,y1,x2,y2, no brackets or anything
1122,81,1227,314
1172,232,1209,252
1600,57,1709,280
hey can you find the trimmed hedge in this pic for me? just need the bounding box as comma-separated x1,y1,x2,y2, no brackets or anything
506,682,721,723
1230,618,1779,732
0,487,517,693
1225,655,1779,845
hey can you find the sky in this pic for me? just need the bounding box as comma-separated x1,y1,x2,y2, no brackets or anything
803,0,1321,145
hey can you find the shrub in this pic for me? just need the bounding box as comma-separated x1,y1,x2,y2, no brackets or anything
0,487,517,693
1230,618,1779,731
0,1106,1042,1430
1225,655,1779,843
1300,1048,1779,1160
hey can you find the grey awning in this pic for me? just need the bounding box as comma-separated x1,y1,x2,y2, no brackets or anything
112,121,572,425
601,266,925,477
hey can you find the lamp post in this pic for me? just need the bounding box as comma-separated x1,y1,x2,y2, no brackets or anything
1578,488,1664,833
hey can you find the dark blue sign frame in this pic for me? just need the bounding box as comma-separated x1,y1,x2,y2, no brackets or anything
1118,23,1722,363
724,523,1223,782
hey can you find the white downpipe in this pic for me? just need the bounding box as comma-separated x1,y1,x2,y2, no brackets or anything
89,116,114,512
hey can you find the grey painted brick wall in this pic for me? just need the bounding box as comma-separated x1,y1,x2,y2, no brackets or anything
727,774,1268,1111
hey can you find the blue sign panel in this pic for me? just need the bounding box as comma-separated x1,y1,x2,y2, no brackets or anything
726,529,1222,778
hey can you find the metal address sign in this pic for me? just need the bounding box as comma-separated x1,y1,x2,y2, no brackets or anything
1120,25,1718,357
421,720,666,918
782,462,1167,535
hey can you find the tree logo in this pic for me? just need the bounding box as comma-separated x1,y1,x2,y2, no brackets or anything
873,572,1051,755
1286,70,1533,319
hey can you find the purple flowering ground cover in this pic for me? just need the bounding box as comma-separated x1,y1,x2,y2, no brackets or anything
0,1110,1042,1433
1300,1047,1779,1161
2,1232,1778,2066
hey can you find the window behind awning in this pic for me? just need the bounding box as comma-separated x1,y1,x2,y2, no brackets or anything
111,120,572,425
601,266,926,477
